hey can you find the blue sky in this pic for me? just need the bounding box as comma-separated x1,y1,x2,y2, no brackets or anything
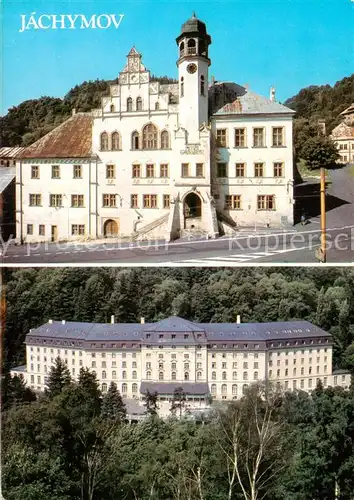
1,0,353,115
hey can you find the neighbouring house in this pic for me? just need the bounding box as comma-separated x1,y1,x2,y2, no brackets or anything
0,147,26,168
330,103,354,164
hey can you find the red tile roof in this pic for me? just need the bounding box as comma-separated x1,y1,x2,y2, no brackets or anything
19,113,93,159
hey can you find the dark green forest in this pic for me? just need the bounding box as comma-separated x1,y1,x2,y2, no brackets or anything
2,267,354,500
4,267,354,373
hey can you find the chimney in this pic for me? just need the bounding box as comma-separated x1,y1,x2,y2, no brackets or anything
211,75,215,85
270,86,276,102
111,315,115,324
72,108,76,116
236,315,241,324
141,317,145,324
62,320,66,325
48,319,53,324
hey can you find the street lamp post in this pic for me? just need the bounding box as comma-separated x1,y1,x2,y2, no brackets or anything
319,167,326,263
315,167,326,263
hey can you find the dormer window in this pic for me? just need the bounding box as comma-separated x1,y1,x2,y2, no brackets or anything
110,104,115,113
155,102,160,111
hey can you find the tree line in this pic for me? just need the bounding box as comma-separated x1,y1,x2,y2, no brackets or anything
3,267,354,374
0,76,176,147
2,356,354,500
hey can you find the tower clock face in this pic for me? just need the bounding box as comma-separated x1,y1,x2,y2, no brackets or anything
187,63,197,74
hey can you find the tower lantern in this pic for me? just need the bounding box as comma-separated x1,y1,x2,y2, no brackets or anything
176,12,212,64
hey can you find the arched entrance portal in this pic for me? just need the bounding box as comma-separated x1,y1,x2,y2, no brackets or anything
104,219,119,237
183,192,202,229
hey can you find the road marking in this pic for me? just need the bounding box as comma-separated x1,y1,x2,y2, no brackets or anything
158,246,314,265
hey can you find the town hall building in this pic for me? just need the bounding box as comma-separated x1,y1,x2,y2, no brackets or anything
16,14,295,243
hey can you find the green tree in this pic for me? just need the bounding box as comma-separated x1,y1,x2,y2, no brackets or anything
2,444,74,500
143,389,160,416
215,383,290,500
77,367,101,411
300,134,340,170
101,382,126,421
170,387,187,418
46,357,71,398
2,373,36,410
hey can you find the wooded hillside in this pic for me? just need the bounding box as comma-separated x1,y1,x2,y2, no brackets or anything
4,267,354,373
1,73,351,147
0,75,177,147
285,74,354,132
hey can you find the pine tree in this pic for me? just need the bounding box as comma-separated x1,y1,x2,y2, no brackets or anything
101,382,126,421
2,374,36,410
170,387,187,418
46,357,71,398
143,390,159,416
77,367,101,413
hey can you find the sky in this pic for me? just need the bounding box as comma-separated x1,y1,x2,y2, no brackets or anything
1,0,353,115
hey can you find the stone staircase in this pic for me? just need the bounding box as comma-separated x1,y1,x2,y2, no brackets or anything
132,214,169,241
216,209,238,236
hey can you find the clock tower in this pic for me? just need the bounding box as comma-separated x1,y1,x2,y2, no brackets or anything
176,14,212,142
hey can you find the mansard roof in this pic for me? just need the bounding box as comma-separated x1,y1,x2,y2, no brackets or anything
144,316,204,332
26,316,331,344
18,113,93,159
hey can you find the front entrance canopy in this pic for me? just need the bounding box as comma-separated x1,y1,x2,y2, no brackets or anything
140,381,210,396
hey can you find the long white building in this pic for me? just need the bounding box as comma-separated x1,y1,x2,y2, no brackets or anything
11,316,351,416
16,14,295,243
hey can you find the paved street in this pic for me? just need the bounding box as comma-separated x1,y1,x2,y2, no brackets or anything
1,166,353,266
1,224,353,265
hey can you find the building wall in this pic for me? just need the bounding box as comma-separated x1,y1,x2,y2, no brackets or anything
334,138,354,164
16,159,93,243
16,87,294,240
211,115,294,227
0,179,16,241
17,337,350,401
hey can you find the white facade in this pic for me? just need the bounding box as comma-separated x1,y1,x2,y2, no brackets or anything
16,15,295,244
11,316,351,417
